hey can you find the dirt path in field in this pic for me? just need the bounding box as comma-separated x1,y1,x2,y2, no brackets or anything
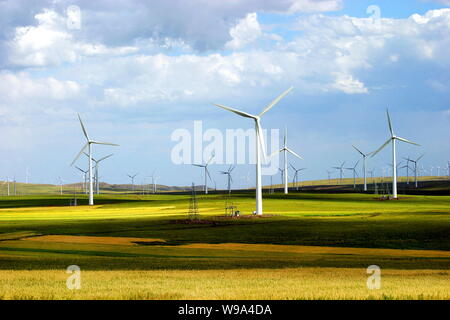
21,235,165,246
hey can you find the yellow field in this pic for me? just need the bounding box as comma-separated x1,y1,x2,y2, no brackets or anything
0,268,448,300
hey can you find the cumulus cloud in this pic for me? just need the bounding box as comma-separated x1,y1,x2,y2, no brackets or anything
226,13,262,50
0,71,80,101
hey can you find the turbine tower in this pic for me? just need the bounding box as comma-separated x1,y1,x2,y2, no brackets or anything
332,162,346,184
270,127,303,194
220,165,235,194
371,109,420,199
213,87,293,215
71,114,119,205
127,173,138,192
290,164,307,191
352,145,373,191
344,160,360,189
193,153,215,194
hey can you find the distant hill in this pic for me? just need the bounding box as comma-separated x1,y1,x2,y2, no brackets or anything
1,176,448,196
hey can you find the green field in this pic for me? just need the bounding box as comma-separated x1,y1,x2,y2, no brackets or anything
0,192,449,299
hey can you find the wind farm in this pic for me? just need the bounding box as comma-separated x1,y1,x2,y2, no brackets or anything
0,1,449,303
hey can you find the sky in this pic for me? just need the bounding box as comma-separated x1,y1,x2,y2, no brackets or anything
0,0,449,188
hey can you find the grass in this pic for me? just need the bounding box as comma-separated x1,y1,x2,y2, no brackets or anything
1,268,448,300
0,192,449,299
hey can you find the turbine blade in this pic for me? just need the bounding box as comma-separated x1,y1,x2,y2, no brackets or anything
206,152,215,165
395,136,421,146
71,143,88,166
98,154,113,162
386,109,394,136
212,103,255,119
371,138,391,157
78,114,90,141
290,163,297,171
259,87,293,117
205,168,212,182
416,154,425,162
193,164,205,168
90,141,119,146
269,149,282,158
352,145,364,156
286,147,303,160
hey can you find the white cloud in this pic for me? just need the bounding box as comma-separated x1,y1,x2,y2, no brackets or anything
7,9,141,67
0,71,80,101
331,73,368,94
226,13,262,50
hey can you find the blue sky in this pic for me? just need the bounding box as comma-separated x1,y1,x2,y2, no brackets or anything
0,0,449,188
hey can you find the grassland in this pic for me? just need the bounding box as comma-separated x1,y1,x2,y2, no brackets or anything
0,192,449,299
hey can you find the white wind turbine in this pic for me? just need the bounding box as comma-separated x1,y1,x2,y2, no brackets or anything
71,114,119,205
75,166,88,193
352,145,373,191
220,165,235,194
371,109,420,199
2,177,10,196
333,161,346,184
344,160,360,189
290,164,307,191
270,127,303,194
213,87,293,215
90,154,113,194
127,173,138,192
56,176,64,195
405,154,424,188
193,153,215,194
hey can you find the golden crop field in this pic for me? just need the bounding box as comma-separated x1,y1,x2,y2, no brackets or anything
0,193,449,300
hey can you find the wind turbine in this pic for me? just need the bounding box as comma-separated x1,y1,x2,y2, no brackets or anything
75,166,88,193
71,114,119,206
2,177,10,196
371,109,420,199
352,145,373,191
213,87,293,215
278,167,285,187
57,176,64,195
92,154,113,194
270,127,303,194
332,162,346,184
127,173,138,192
405,154,424,188
290,164,307,191
193,153,214,194
403,156,412,184
220,165,235,194
344,160,360,189
447,161,450,177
